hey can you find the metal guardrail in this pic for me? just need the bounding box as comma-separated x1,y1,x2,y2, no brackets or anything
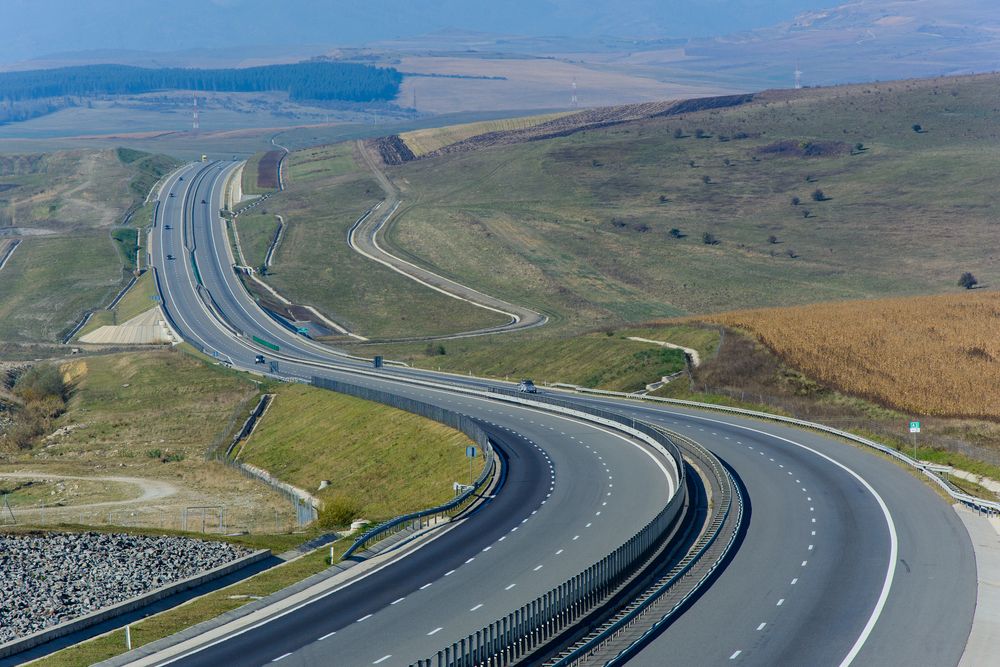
411,401,687,667
310,377,497,559
551,429,743,666
559,384,1000,514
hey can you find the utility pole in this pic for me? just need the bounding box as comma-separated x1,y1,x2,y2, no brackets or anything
571,78,578,107
192,96,200,131
794,63,803,90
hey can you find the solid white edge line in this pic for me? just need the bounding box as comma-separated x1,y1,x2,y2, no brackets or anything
654,409,898,667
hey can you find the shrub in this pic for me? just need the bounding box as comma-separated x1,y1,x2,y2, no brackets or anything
791,196,800,206
958,272,978,289
318,494,363,529
673,128,684,139
702,232,720,245
811,189,827,202
669,228,683,239
14,364,66,403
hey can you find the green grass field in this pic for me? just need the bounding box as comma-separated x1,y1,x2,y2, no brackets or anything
376,73,1000,332
234,209,280,269
255,142,507,339
0,148,178,343
240,383,482,521
363,326,709,392
0,234,122,342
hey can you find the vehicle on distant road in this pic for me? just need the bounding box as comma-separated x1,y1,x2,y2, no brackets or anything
169,192,175,197
166,254,175,260
254,354,266,364
518,379,538,393
164,224,171,230
179,176,184,181
201,199,207,204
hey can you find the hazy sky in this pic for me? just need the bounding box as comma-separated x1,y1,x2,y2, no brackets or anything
0,0,833,64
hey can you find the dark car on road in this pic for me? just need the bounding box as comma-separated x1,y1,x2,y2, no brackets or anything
517,379,538,393
255,354,266,364
166,254,175,260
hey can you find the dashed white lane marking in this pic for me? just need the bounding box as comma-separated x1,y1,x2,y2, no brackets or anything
812,530,816,536
756,623,766,631
730,650,742,660
420,583,433,590
556,549,564,555
585,522,592,528
373,656,392,665
573,535,580,540
318,630,337,640
802,560,808,567
808,544,814,551
777,599,785,606
465,557,475,564
505,583,517,590
357,614,373,622
427,627,443,636
499,536,507,541
391,597,405,605
534,565,543,571
444,569,456,576
791,578,799,585
470,603,484,611
272,652,292,662
807,497,812,501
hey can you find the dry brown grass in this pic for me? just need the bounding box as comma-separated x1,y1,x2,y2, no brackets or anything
400,113,573,157
701,290,1000,419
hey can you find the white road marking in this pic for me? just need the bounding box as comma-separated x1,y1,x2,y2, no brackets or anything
391,598,405,605
373,656,392,665
791,578,798,585
756,623,766,631
505,583,516,590
427,627,443,636
357,614,373,622
444,569,455,576
573,535,580,540
730,650,742,660
556,549,564,555
465,558,475,563
420,583,433,590
272,653,292,662
777,599,785,606
534,565,543,571
470,603,483,611
318,631,337,640
802,560,808,567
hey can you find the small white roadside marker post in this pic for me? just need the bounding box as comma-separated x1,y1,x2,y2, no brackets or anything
125,624,132,650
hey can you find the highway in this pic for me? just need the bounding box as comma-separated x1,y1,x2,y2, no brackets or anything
144,160,977,666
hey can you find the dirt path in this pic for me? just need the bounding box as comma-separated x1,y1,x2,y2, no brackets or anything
0,471,179,510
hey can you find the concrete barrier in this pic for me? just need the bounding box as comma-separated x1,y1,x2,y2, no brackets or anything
0,548,270,659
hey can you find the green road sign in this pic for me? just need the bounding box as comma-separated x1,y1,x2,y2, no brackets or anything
909,421,921,433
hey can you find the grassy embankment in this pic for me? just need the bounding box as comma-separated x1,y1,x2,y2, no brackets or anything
10,350,482,665
0,148,177,343
245,141,508,339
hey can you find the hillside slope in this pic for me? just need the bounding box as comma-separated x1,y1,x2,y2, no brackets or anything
374,73,999,332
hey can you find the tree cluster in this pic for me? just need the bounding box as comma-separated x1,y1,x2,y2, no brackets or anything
0,61,403,104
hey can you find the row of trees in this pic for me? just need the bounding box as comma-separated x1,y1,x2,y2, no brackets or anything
0,61,403,103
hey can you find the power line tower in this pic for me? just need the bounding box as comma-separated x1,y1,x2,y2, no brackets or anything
571,78,578,107
192,96,200,131
412,87,417,111
794,63,803,90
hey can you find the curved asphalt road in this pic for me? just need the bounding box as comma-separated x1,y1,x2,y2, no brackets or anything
146,162,976,667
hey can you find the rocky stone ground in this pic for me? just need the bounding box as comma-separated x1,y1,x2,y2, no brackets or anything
0,531,252,644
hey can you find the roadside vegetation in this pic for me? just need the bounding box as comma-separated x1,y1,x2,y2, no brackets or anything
237,383,482,524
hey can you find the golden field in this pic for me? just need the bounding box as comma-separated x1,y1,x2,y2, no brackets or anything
399,112,572,157
701,290,1000,419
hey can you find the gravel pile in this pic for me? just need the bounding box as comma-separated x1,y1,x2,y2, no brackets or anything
0,532,253,644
